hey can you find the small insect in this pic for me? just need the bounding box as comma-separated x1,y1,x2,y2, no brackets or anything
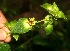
27,18,36,26
27,20,34,25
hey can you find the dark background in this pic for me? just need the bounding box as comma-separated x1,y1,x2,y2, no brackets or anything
0,0,70,51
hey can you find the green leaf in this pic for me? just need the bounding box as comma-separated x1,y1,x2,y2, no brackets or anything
5,20,17,30
57,11,66,18
13,35,19,41
11,18,32,34
41,2,66,19
41,3,52,12
52,2,59,12
45,25,53,35
44,15,53,26
0,43,11,51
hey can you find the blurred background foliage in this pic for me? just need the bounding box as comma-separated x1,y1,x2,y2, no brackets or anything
0,0,70,51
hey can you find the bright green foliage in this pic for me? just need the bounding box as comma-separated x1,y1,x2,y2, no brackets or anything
6,18,36,40
41,2,67,35
0,43,11,51
5,2,67,35
43,15,53,35
13,35,19,41
57,11,66,18
10,18,32,34
5,20,17,30
5,2,67,41
41,2,66,19
43,15,53,26
44,25,53,35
